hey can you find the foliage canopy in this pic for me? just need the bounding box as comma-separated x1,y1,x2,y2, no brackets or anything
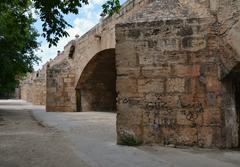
0,0,120,93
34,0,121,47
0,0,39,92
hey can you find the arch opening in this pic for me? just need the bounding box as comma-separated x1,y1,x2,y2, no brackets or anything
222,64,240,148
76,49,116,112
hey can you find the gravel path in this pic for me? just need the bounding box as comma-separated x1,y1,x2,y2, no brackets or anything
0,100,89,167
1,100,240,167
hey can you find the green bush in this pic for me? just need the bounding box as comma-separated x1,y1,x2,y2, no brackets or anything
119,133,141,146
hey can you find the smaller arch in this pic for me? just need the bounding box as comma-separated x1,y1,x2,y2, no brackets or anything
68,45,75,59
75,48,116,112
221,63,240,148
219,41,240,80
36,72,39,78
222,63,240,81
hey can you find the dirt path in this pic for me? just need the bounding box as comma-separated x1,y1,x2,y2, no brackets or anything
1,100,240,167
0,102,89,167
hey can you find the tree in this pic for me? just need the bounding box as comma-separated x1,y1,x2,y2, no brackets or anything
0,0,39,93
0,0,120,94
34,0,121,47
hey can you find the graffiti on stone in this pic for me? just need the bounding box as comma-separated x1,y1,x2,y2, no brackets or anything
118,96,176,128
122,98,129,104
177,96,204,121
145,109,176,129
119,96,204,126
151,116,176,129
118,97,141,106
145,101,173,113
180,102,204,121
144,98,175,128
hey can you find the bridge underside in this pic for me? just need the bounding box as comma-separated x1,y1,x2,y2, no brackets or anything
76,49,116,112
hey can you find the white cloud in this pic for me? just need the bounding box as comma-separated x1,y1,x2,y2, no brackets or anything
89,0,106,5
34,4,102,70
74,18,95,31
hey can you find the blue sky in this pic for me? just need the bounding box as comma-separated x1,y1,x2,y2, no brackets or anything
33,0,126,70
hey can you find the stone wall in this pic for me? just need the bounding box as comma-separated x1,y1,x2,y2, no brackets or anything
44,0,154,112
46,59,76,112
44,40,76,112
115,0,240,148
20,64,47,105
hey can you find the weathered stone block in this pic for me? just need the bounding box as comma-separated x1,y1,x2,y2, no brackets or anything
157,38,180,51
116,42,137,67
181,36,206,51
176,111,196,126
202,109,221,126
117,67,140,78
117,78,138,96
206,76,220,92
141,64,171,77
138,52,154,65
198,127,216,148
171,64,192,77
138,79,165,93
177,127,198,146
166,78,185,93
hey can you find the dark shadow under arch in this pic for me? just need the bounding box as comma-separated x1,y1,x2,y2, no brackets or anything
75,49,116,112
221,63,240,148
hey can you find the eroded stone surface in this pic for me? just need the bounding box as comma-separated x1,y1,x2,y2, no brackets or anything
115,0,240,148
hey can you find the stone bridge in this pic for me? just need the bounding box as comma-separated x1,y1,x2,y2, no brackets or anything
20,0,240,148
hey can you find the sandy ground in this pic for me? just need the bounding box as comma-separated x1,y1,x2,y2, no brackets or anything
0,100,89,167
0,100,240,167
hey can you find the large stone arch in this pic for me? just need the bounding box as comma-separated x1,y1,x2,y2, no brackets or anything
75,49,116,112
